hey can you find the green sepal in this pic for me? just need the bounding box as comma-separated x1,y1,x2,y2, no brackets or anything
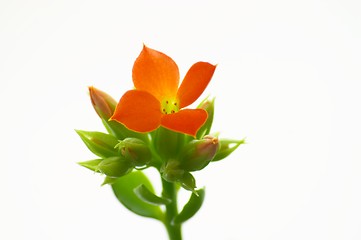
153,127,185,159
97,156,133,178
101,176,119,186
76,130,119,158
102,119,149,142
78,159,102,172
111,171,163,220
196,97,215,139
134,184,171,205
172,188,205,224
212,138,245,162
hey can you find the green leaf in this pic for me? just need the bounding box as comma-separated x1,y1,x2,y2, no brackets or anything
134,184,171,205
76,130,119,158
111,171,163,220
172,188,205,224
78,159,102,172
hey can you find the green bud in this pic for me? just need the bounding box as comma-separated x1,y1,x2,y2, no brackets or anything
97,156,133,178
161,160,197,192
212,138,245,162
153,127,185,160
196,97,215,139
115,138,151,166
89,86,148,142
161,160,185,182
179,135,220,171
179,172,197,192
76,130,119,158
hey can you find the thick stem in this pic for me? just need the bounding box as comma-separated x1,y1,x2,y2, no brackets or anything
162,179,182,240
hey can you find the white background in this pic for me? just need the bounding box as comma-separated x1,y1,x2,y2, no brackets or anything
1,0,361,239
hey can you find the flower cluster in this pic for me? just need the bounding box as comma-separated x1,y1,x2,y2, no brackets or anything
76,45,244,239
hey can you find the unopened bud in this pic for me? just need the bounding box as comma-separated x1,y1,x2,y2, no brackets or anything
116,138,151,166
179,172,197,192
97,156,133,178
161,160,197,192
76,130,119,158
179,135,219,171
88,86,148,141
89,86,117,119
161,160,185,182
196,97,215,139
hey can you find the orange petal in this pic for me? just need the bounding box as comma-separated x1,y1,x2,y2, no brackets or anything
161,109,208,137
110,90,162,132
177,62,216,108
132,45,179,101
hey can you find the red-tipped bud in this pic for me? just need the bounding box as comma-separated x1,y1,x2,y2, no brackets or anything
179,135,219,171
116,138,151,166
89,86,117,120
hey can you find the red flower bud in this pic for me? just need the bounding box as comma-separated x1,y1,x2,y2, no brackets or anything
179,135,219,171
89,86,117,120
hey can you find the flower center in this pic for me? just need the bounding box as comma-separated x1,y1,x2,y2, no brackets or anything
161,98,179,114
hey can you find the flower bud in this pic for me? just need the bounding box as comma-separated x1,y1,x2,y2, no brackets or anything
161,160,197,192
76,130,119,158
179,135,219,171
161,159,185,182
89,86,148,141
212,138,245,162
116,138,151,166
97,156,133,178
196,97,215,139
89,86,117,120
179,172,197,192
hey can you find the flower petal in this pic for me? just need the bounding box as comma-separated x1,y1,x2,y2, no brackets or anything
132,45,179,101
177,62,216,108
110,90,162,132
161,109,208,137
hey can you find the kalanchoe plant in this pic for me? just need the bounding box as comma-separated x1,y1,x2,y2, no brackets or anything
77,45,244,240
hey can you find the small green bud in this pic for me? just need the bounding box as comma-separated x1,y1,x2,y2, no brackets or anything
212,138,245,162
179,172,197,192
116,138,151,166
179,135,220,171
161,160,185,182
161,160,197,192
196,97,215,139
97,156,133,178
76,130,119,158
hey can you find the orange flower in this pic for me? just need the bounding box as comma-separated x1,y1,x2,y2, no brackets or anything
110,45,216,137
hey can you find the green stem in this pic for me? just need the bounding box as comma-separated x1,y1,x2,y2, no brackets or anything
162,179,182,240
